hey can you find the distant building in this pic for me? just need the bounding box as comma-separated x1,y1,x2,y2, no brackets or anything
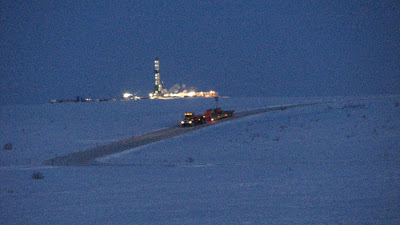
149,57,218,99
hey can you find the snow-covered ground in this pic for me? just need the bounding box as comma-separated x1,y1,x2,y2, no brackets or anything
0,96,336,167
1,96,399,224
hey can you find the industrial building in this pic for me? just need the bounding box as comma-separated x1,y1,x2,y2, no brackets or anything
153,57,163,97
149,57,217,99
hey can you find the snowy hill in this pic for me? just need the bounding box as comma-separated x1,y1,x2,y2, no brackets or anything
1,96,399,224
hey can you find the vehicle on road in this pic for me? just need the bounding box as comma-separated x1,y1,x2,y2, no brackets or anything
181,108,235,127
204,108,235,121
180,112,207,127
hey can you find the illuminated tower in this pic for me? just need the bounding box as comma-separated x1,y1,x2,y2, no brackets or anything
154,57,163,96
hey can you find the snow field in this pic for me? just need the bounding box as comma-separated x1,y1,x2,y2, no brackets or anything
98,97,400,224
1,96,399,224
0,96,337,167
103,98,400,168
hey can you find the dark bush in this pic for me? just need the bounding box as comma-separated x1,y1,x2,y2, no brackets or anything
186,157,195,163
32,172,44,180
4,143,12,151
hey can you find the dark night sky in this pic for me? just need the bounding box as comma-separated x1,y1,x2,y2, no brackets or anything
1,1,399,105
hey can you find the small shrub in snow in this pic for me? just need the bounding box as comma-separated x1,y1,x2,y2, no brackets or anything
396,102,399,107
4,143,12,151
32,172,44,180
186,157,195,163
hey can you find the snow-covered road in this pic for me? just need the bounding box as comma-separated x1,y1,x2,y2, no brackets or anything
44,102,321,166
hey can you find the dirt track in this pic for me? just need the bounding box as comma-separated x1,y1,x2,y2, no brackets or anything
44,102,320,166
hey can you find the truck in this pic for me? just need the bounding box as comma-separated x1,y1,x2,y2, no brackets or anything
180,108,235,127
180,97,235,127
180,112,207,127
204,108,235,121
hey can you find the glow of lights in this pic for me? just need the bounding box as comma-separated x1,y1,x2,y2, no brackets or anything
123,93,133,98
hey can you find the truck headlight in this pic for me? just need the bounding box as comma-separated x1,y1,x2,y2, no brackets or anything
189,121,192,124
181,121,184,124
